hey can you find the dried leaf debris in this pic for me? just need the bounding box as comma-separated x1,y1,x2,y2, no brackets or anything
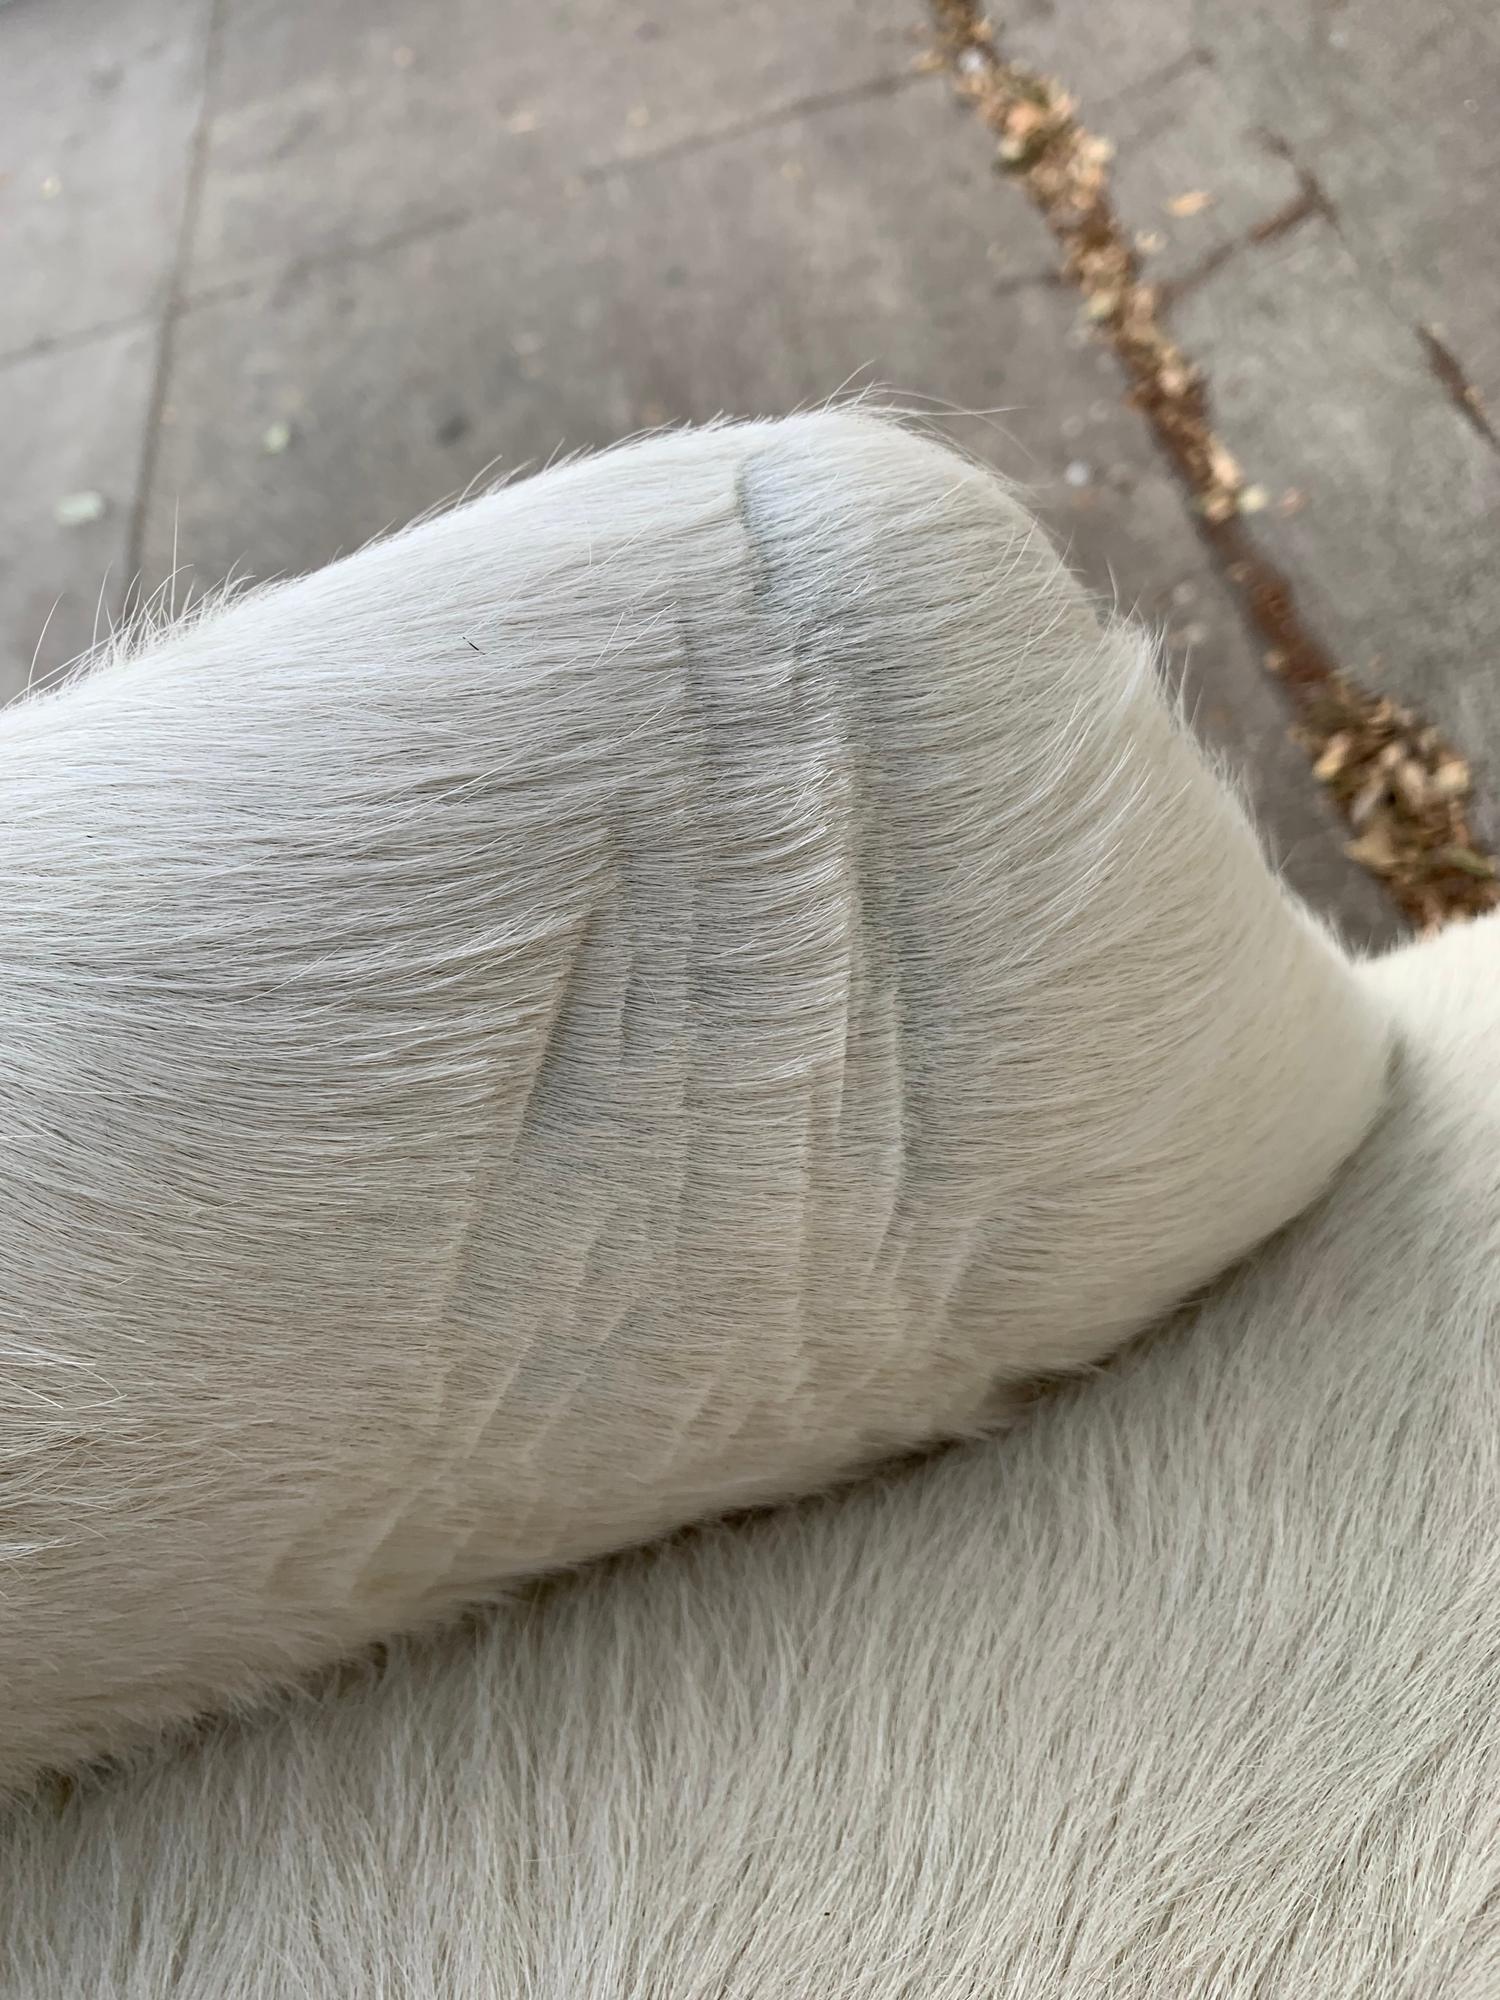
1289,683,1494,926
928,0,1498,928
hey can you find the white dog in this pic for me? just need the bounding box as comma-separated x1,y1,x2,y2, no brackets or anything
11,416,1482,2000
0,414,1383,1795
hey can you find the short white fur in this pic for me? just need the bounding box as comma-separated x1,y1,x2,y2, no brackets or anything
0,417,1388,1846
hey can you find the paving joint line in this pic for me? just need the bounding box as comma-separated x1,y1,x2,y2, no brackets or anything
577,67,931,184
160,68,934,325
0,307,162,377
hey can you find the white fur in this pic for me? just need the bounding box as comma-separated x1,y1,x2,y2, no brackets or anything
2,914,1497,1996
0,413,1383,1796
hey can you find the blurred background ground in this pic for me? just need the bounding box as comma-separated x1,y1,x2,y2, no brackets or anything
3,0,1497,952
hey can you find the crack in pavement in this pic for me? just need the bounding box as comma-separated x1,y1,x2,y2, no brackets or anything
1416,324,1500,452
1156,136,1341,309
576,68,931,184
1159,176,1328,309
926,0,1499,930
1067,46,1211,121
0,307,163,377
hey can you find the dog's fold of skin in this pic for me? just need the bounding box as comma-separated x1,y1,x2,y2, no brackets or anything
0,414,1385,1794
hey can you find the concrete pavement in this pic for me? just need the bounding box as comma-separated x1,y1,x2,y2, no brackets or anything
5,0,1497,950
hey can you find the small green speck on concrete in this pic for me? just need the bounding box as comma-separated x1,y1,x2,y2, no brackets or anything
53,490,105,526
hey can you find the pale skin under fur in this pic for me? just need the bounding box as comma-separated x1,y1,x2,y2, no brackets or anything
0,413,1386,1793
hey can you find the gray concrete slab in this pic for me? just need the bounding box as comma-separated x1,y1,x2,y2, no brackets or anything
1172,221,1500,850
0,321,160,700
1104,59,1304,293
1198,0,1500,415
0,0,210,361
188,0,925,295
